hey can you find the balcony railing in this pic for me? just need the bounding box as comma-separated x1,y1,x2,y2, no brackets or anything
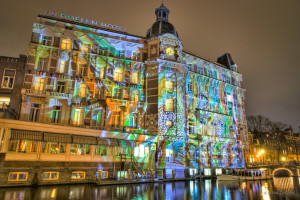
22,89,72,99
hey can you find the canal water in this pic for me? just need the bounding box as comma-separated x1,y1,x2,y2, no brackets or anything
0,177,300,200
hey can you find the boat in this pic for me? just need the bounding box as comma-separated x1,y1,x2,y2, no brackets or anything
217,169,273,181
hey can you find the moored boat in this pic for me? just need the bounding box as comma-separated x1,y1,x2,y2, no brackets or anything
217,169,273,181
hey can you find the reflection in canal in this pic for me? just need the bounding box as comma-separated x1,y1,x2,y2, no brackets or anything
1,178,300,200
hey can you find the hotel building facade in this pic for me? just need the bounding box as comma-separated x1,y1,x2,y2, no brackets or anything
0,4,247,186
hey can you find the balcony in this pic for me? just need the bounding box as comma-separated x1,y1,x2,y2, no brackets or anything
22,89,72,100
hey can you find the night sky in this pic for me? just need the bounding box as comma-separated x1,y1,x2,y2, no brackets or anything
1,0,299,131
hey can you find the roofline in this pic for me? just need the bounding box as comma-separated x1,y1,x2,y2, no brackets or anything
37,14,146,40
182,49,229,70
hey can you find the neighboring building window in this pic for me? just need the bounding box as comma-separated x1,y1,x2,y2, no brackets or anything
78,83,86,97
0,97,10,109
37,57,49,71
29,103,41,122
56,81,65,93
81,44,89,53
165,80,173,91
111,111,121,126
43,142,65,154
8,172,28,181
2,69,15,89
165,99,174,112
78,64,87,76
71,172,85,179
131,90,139,101
133,52,140,61
114,68,124,82
73,108,82,125
131,72,139,84
187,64,193,71
61,39,72,50
41,35,52,46
95,145,107,156
34,77,46,91
70,144,90,155
51,106,62,123
58,60,66,73
187,82,193,92
43,172,59,180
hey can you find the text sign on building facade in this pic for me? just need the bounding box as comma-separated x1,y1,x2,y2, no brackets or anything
44,10,126,32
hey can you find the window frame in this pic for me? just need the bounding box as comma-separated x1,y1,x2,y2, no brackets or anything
42,172,59,181
71,171,86,180
34,77,46,91
1,68,16,89
29,103,41,122
8,172,28,182
41,35,52,46
61,39,72,50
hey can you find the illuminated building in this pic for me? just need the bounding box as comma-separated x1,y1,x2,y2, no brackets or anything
0,4,247,186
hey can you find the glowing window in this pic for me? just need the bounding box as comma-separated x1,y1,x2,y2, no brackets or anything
114,68,124,82
0,97,10,109
81,44,89,53
134,147,139,157
131,72,139,84
204,168,211,176
99,67,105,79
43,142,65,154
34,77,46,91
2,69,15,89
8,172,28,181
111,111,121,126
70,144,90,155
18,140,38,153
139,144,145,157
61,39,72,50
58,60,66,73
71,172,85,179
73,108,82,125
165,80,173,91
165,99,174,112
95,145,107,156
131,90,139,101
78,84,86,97
43,172,59,180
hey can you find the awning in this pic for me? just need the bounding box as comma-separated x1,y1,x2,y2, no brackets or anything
97,138,119,146
10,129,43,141
117,139,136,147
44,132,72,143
73,135,97,145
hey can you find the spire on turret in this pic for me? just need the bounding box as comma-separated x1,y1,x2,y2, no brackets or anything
155,3,170,22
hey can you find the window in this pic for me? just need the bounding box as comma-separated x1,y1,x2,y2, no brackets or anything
131,72,139,84
61,39,72,50
70,144,90,155
92,109,102,126
165,80,173,91
0,97,10,109
133,52,140,61
95,145,107,156
43,172,59,180
29,103,41,122
8,172,28,181
78,83,86,97
111,111,121,126
8,140,18,152
81,44,89,53
73,108,82,125
43,142,65,154
37,57,48,71
41,35,52,46
187,64,193,71
56,81,65,93
71,172,85,179
34,77,46,91
131,90,139,101
78,64,87,76
130,113,138,128
18,140,38,153
2,69,15,88
99,171,108,178
51,106,62,123
95,86,104,99
99,67,105,79
197,66,204,74
187,82,193,92
119,50,125,58
165,99,174,112
58,60,66,73
114,68,124,82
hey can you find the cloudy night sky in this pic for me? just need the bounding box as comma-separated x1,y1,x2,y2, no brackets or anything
1,0,299,131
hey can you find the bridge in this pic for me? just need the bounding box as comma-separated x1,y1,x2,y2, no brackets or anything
247,164,300,177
